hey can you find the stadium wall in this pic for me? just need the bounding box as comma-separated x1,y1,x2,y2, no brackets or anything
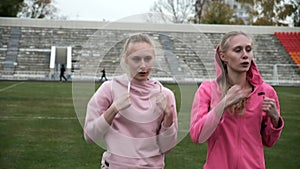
0,17,299,85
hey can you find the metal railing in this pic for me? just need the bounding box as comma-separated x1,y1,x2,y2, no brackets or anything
0,64,300,86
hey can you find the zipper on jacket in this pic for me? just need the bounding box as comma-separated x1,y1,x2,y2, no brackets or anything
236,115,242,169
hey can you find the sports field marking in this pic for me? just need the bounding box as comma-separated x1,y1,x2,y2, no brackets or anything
0,116,79,120
279,91,300,98
0,82,24,93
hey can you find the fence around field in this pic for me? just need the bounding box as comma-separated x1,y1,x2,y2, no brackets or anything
257,64,300,86
134,64,300,86
0,64,299,86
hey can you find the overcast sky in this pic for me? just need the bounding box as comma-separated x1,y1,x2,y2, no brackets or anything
56,0,157,22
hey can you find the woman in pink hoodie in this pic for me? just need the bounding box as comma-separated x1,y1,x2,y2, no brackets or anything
190,31,284,169
84,33,178,169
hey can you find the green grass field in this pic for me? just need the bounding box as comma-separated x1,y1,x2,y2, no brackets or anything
0,81,299,169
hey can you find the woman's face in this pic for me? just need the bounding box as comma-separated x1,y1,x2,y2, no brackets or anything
220,34,253,73
125,42,155,81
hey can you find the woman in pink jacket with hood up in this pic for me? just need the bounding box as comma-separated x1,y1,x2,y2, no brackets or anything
84,33,178,169
190,31,284,169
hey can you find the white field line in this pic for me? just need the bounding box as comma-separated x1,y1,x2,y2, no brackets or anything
279,92,300,98
0,82,24,92
0,116,80,120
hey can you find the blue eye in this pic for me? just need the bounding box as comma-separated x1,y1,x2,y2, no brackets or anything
132,56,141,62
144,56,152,62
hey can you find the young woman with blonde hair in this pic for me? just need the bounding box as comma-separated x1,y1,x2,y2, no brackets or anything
190,31,284,169
84,33,178,169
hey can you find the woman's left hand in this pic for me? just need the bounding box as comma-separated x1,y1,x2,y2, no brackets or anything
262,96,279,127
156,92,173,127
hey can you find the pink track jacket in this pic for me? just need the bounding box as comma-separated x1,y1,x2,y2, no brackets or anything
84,75,178,169
190,46,284,169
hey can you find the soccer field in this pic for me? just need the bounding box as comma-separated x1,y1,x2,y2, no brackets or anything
0,81,299,169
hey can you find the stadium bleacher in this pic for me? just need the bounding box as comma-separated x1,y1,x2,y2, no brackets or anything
275,32,300,68
0,18,299,85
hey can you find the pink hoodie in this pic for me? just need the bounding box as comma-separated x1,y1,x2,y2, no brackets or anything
190,46,284,169
84,75,178,169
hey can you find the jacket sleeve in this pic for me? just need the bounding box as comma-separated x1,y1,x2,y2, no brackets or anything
84,82,112,143
190,82,223,143
261,85,284,147
157,88,178,153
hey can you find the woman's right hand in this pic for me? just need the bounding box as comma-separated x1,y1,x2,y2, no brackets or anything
112,92,131,112
224,85,250,108
104,92,131,124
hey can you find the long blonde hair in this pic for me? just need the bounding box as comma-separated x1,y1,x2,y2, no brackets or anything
216,31,253,115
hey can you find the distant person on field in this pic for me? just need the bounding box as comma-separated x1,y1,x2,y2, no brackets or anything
99,68,108,82
190,31,284,169
84,33,178,169
60,64,67,81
